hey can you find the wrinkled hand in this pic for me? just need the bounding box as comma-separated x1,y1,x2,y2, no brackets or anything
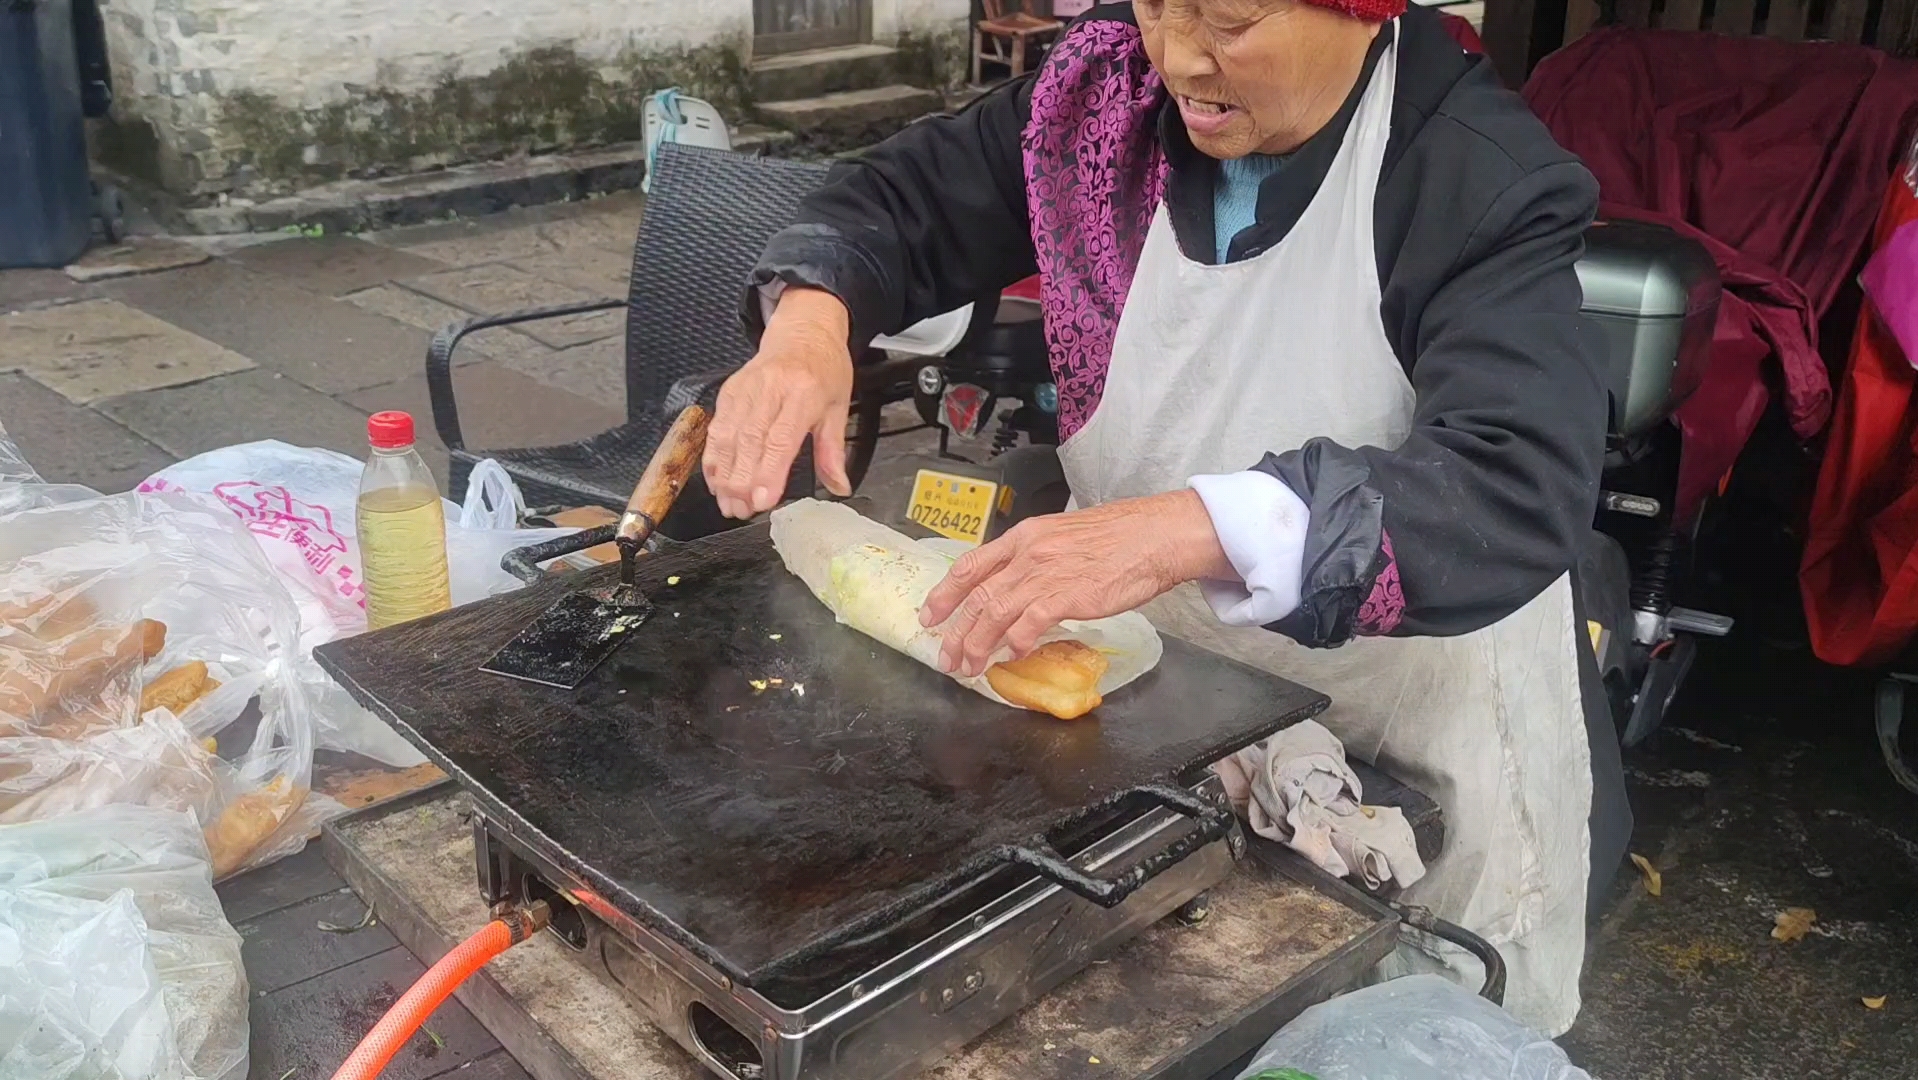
918,490,1233,676
704,288,855,519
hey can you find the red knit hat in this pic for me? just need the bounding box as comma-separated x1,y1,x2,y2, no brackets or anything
1303,0,1405,21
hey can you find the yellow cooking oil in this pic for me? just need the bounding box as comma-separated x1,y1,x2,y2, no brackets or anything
357,410,453,630
358,484,452,629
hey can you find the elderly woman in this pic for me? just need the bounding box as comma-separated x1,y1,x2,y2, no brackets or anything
703,0,1629,1034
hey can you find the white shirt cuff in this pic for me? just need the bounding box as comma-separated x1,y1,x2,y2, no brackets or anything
757,280,787,326
1188,471,1309,627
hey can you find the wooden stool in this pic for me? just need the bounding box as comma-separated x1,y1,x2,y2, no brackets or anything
973,0,1064,84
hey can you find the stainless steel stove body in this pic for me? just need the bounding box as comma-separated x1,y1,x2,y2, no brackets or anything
474,772,1242,1080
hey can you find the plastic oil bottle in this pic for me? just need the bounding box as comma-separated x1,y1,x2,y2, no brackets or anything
357,411,452,630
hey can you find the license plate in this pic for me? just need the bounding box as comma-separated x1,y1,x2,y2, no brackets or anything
907,469,997,546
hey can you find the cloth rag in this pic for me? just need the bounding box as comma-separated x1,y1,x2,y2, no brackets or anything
1213,720,1426,890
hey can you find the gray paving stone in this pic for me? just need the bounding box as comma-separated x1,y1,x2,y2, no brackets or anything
238,888,400,996
0,298,255,404
518,210,643,258
97,368,376,461
392,224,569,268
340,285,549,367
224,235,451,297
508,244,633,296
369,190,643,257
342,361,624,461
245,946,499,1080
401,264,621,349
0,268,92,314
218,844,350,924
456,1050,533,1080
103,260,436,395
0,373,174,492
499,336,627,415
575,192,645,240
63,236,211,283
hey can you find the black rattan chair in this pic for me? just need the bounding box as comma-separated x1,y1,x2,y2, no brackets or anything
425,141,917,541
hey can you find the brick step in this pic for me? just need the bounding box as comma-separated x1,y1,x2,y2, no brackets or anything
755,84,945,153
751,43,904,103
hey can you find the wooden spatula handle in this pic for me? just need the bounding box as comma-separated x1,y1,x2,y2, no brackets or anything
616,404,712,546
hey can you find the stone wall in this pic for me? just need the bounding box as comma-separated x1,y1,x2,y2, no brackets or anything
95,0,970,201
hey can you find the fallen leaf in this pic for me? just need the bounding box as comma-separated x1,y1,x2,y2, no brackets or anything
1088,1057,1101,1065
317,907,377,933
749,679,769,692
1771,907,1817,942
1629,853,1663,897
769,633,783,641
1863,996,1887,1010
666,576,680,586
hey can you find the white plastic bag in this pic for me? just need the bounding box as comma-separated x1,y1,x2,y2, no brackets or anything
1233,975,1594,1080
139,442,582,644
138,443,587,767
0,805,249,1080
0,483,344,873
458,458,529,530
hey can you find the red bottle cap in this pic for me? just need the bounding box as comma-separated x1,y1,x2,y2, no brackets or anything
367,411,415,449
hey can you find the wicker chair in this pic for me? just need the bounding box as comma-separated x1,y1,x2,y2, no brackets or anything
424,142,919,542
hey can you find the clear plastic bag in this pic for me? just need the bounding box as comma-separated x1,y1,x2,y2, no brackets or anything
0,804,249,1080
0,451,338,875
1234,975,1594,1080
0,423,97,516
140,441,585,639
136,442,590,766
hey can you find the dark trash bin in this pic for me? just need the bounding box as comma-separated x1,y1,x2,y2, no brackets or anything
72,0,112,118
0,0,95,269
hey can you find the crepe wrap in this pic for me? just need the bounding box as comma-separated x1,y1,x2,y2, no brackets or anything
769,499,1163,710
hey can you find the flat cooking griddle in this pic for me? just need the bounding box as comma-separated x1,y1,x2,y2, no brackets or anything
314,521,1328,987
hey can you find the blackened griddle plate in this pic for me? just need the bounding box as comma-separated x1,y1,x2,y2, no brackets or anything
314,521,1328,987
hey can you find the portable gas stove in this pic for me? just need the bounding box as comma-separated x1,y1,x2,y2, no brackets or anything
315,520,1330,1080
473,771,1241,1080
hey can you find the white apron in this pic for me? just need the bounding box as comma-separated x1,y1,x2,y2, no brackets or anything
1057,27,1593,1036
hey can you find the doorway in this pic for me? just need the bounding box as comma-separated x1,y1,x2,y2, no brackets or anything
753,0,871,56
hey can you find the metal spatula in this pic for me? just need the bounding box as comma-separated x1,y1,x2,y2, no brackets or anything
480,404,712,688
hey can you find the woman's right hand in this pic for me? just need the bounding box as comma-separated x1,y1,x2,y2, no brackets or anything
703,287,856,520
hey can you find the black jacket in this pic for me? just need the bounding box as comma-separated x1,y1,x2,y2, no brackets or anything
749,3,1607,648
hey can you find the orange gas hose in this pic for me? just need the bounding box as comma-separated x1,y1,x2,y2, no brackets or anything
329,902,550,1080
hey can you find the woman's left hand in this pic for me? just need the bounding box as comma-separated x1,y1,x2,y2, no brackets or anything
919,489,1234,676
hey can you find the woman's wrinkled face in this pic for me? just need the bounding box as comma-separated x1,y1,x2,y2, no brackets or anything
1136,0,1379,159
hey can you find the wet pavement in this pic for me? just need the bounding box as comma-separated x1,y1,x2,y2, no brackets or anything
1567,641,1918,1078
0,195,644,492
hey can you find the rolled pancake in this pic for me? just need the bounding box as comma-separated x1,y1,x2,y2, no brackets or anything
769,499,1162,714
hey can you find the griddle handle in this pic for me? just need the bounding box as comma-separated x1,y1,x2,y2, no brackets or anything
997,784,1242,909
499,524,679,585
